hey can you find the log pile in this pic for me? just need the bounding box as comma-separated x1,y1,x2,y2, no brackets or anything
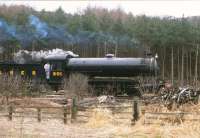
159,86,200,108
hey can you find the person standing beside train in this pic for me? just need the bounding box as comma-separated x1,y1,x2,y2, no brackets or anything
44,62,51,80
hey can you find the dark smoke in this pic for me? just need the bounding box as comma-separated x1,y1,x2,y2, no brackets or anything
0,18,16,37
28,15,48,38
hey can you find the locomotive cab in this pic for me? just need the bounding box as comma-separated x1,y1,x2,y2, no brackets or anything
43,58,65,91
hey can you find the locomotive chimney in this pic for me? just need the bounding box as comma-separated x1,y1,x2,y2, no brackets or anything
105,54,115,58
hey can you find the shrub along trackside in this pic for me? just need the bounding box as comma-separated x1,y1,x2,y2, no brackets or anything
0,74,44,104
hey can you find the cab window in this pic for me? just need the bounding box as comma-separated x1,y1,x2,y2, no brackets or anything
51,62,62,70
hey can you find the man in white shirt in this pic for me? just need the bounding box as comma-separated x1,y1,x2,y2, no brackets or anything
44,62,51,79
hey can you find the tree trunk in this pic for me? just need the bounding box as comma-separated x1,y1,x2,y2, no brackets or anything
177,48,180,84
189,51,192,85
162,47,166,80
195,44,199,89
115,43,118,57
97,45,100,57
171,46,174,85
181,47,184,86
186,52,189,84
177,47,180,84
104,41,107,55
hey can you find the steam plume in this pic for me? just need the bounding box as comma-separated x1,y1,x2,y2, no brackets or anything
14,48,79,64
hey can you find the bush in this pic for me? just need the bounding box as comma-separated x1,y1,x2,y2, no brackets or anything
0,74,31,104
64,73,89,100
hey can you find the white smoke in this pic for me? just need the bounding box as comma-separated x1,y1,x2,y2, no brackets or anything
14,48,79,64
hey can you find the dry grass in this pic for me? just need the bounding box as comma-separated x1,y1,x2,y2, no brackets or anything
1,99,200,138
83,104,200,138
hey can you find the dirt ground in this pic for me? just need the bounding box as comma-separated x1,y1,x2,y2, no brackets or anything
1,97,200,138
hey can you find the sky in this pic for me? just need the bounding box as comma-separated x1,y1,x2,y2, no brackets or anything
0,1,200,17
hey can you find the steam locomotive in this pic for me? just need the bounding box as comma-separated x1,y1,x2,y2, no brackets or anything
0,53,159,96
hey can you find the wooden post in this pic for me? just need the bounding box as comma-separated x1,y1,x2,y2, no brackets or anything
8,105,13,121
37,108,41,122
71,98,77,122
63,106,67,124
132,97,140,125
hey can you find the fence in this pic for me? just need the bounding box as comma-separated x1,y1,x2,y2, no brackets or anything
0,97,141,124
0,98,78,124
2,97,199,125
